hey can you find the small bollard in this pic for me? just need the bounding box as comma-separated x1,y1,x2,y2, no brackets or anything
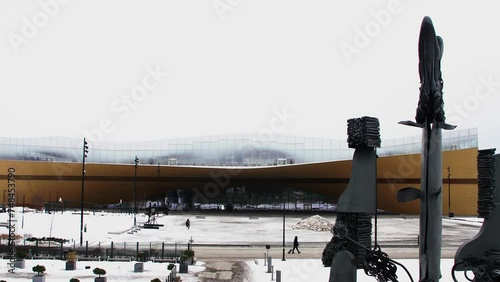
267,256,272,273
271,266,274,280
265,244,270,266
134,262,144,273
276,270,281,282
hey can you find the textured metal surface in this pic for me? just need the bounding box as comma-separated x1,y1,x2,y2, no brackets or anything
455,154,500,271
477,149,496,218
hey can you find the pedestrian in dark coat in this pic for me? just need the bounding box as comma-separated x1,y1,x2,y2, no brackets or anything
186,219,190,229
292,236,300,254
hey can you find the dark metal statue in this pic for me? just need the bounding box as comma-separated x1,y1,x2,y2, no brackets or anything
324,116,379,281
454,150,500,281
398,16,456,282
338,116,380,214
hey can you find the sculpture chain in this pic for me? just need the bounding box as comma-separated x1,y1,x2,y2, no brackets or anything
452,251,500,282
332,225,414,282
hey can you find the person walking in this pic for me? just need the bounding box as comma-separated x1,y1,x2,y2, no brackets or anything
292,236,300,254
185,218,190,229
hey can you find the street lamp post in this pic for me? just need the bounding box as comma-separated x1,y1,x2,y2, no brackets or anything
448,166,453,217
282,202,286,261
80,138,88,246
134,156,139,226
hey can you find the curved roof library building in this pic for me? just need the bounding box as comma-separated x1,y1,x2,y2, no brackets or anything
0,128,481,215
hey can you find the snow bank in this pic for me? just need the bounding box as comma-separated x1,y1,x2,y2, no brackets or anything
291,215,334,232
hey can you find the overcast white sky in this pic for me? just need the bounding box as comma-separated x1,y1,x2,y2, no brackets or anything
1,1,499,149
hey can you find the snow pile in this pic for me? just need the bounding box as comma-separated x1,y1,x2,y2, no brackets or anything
291,215,334,232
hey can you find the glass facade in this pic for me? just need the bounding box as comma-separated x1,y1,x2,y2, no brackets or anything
189,187,339,212
0,128,478,166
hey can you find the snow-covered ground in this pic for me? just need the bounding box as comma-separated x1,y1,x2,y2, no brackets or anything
0,208,483,281
247,258,461,282
0,257,465,281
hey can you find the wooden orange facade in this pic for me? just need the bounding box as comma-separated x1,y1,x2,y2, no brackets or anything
0,147,479,215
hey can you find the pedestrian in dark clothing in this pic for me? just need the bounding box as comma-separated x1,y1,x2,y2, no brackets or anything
186,219,190,229
292,236,300,254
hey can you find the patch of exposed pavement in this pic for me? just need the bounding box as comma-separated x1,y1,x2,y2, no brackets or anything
196,261,251,281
